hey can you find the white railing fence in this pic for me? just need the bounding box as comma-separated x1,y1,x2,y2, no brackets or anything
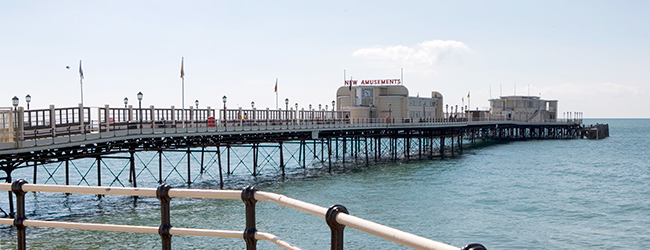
0,181,486,250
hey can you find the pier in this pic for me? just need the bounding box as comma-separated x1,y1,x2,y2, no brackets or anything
1,104,587,201
0,103,591,249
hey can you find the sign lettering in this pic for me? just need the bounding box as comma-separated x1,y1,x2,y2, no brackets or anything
344,79,401,86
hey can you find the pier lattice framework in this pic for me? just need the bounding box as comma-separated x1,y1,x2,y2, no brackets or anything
0,119,583,218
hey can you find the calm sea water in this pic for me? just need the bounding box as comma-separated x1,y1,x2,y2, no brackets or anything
0,119,648,249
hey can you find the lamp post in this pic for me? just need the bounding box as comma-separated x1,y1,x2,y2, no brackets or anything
318,104,322,121
12,96,19,111
331,100,335,123
25,94,31,110
251,101,255,120
222,96,227,128
124,97,128,108
137,92,143,132
195,99,199,121
294,103,298,124
308,104,312,121
285,98,289,123
445,104,449,120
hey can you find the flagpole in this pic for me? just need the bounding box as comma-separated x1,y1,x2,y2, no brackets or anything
181,57,185,128
275,78,278,109
79,60,84,107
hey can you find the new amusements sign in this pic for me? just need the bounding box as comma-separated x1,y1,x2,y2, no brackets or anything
344,79,401,86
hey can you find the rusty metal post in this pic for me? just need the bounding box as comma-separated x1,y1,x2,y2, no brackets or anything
156,184,173,250
241,186,257,250
12,179,28,250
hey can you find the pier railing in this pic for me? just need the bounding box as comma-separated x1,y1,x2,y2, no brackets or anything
0,181,482,250
0,105,583,149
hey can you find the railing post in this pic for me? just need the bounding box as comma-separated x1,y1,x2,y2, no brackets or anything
461,243,487,250
156,184,173,250
49,105,56,137
326,204,349,250
78,103,85,134
241,186,257,250
12,179,28,250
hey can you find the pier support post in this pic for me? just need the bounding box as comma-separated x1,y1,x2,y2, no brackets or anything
227,145,231,175
217,146,223,189
364,138,369,165
279,142,285,177
451,133,455,157
186,147,191,186
5,168,14,218
129,149,137,188
302,141,307,168
158,150,163,184
65,159,70,186
440,136,445,158
200,146,205,174
328,138,332,172
97,156,102,198
342,137,346,164
253,144,258,176
32,161,37,184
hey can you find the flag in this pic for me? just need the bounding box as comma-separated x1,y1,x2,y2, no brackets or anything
180,57,184,78
467,91,470,98
79,60,84,79
274,78,278,92
417,92,419,97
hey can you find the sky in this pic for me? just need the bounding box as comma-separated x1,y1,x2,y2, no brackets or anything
2,1,649,118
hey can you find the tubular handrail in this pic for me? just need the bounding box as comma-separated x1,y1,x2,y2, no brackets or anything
0,182,465,250
0,218,300,250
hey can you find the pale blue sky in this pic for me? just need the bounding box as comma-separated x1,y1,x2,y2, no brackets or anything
2,1,648,117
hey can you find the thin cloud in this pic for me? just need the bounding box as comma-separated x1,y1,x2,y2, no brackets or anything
352,40,472,74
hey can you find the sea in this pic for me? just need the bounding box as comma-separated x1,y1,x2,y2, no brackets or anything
0,118,648,249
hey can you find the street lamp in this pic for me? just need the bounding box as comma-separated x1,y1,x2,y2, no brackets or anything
251,101,255,109
124,97,128,108
318,104,321,111
25,94,31,110
285,98,289,121
195,99,199,121
445,104,449,118
331,101,336,124
12,96,19,110
137,92,143,131
222,95,227,127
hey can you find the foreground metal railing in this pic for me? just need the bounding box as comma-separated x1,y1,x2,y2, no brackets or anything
0,181,485,250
